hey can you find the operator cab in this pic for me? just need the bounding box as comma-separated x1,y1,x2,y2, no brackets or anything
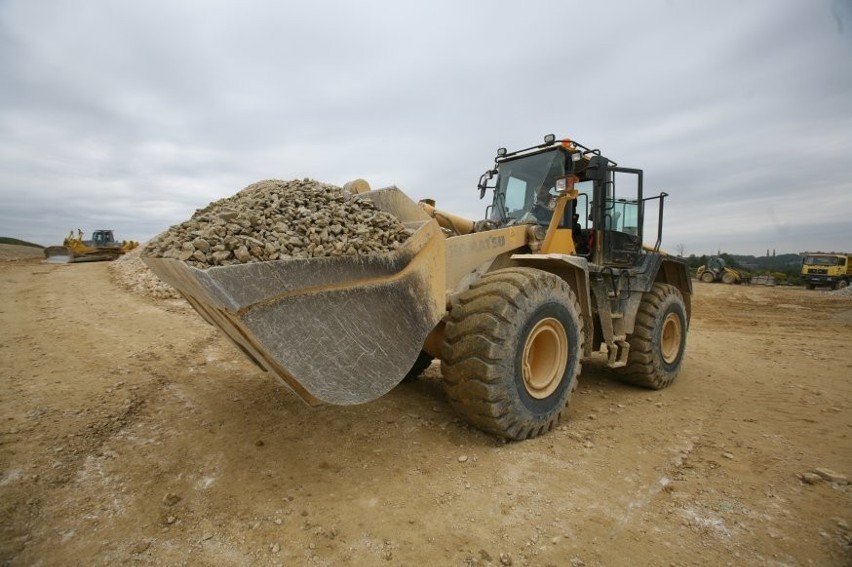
479,135,667,267
91,230,115,247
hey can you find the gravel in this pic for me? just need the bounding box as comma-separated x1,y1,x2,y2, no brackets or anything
109,247,181,300
142,178,413,269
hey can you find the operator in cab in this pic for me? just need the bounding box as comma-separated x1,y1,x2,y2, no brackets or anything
531,184,556,223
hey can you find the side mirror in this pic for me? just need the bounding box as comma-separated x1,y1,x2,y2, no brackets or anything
477,169,496,199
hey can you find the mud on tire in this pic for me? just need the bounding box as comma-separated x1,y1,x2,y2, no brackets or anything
441,268,584,440
616,283,688,389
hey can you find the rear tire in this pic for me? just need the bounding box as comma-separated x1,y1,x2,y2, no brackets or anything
616,283,687,390
700,272,715,283
441,268,584,440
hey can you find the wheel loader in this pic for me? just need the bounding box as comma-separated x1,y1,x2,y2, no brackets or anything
696,256,742,284
142,135,692,440
44,229,138,263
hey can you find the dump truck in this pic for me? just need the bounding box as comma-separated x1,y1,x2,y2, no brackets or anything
801,252,851,290
695,257,742,284
44,229,138,263
142,135,692,440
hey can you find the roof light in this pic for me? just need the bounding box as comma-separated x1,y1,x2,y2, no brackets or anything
544,134,556,144
497,147,507,157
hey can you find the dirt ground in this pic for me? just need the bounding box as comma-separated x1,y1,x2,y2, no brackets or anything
1,248,850,566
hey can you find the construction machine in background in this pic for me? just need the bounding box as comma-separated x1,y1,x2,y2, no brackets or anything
696,257,742,284
142,134,692,440
801,252,851,290
44,229,138,263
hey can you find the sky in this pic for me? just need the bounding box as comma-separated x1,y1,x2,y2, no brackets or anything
1,0,851,257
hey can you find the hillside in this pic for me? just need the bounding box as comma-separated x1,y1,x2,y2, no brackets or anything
0,237,44,248
730,253,802,271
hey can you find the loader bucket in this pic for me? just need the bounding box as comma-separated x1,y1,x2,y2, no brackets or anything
142,187,447,406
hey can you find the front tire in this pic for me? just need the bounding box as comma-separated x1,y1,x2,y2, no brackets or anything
616,283,688,390
441,268,584,440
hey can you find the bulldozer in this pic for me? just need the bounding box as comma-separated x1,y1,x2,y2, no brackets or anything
44,229,138,263
142,134,692,440
695,256,742,284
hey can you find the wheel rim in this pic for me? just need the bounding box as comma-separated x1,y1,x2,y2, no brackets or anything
522,318,568,399
660,312,683,365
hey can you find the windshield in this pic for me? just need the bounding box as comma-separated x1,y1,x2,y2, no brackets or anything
490,150,565,224
803,255,844,266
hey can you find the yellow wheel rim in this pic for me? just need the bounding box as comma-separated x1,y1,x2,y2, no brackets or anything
660,312,683,365
522,318,568,399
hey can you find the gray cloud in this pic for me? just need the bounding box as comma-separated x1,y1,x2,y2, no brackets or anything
1,0,850,256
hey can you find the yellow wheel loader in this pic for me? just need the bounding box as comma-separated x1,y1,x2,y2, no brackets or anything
44,229,138,263
696,257,742,284
142,135,692,440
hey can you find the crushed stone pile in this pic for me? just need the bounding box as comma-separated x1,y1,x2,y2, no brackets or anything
143,178,413,268
830,285,852,297
109,247,182,300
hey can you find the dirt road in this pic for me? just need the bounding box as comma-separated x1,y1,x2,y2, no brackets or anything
1,255,850,566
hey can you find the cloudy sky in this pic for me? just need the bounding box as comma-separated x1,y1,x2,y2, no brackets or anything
1,0,850,256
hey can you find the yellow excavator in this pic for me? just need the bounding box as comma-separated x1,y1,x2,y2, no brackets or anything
44,229,138,263
142,135,692,440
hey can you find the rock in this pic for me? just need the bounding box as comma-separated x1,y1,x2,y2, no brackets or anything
233,245,251,263
132,540,151,554
813,468,848,485
499,552,513,566
458,455,469,463
142,179,413,268
800,472,822,485
162,493,181,506
192,237,211,253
